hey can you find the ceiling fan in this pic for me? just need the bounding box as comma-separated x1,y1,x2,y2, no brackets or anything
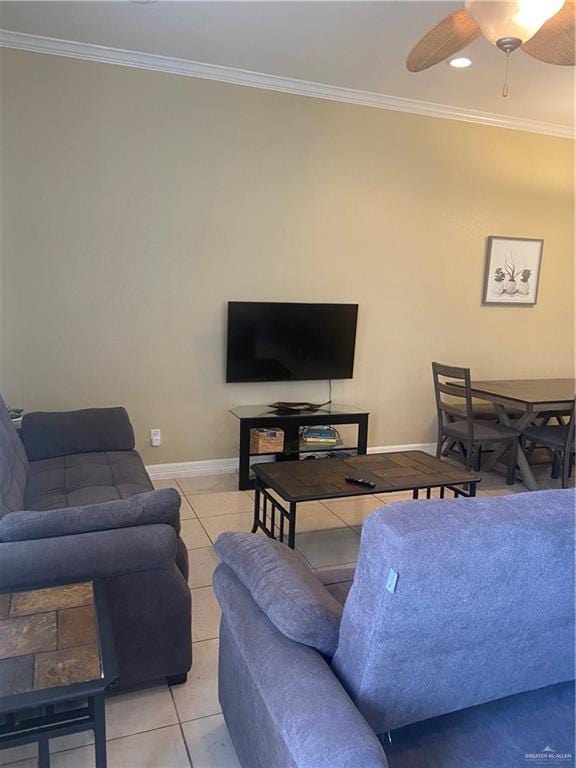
406,0,575,96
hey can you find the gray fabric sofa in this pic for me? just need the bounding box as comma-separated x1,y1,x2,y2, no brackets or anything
0,396,192,688
214,489,575,768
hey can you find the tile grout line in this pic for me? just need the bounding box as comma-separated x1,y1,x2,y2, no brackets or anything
168,686,195,768
177,711,224,727
196,515,218,546
192,633,219,643
191,636,220,648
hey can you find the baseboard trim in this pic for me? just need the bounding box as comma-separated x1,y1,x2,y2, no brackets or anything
145,442,436,480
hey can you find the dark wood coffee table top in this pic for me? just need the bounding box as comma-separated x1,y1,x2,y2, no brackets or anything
253,451,480,502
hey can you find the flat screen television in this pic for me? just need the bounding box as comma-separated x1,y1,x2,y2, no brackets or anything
226,302,358,383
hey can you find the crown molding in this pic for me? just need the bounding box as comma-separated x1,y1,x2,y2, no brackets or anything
1,29,573,140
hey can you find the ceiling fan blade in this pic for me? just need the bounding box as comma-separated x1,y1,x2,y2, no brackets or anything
522,0,575,65
406,8,481,72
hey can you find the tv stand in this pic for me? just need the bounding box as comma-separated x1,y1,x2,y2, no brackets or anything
229,404,369,491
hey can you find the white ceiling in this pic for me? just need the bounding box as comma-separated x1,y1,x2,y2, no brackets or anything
0,1,574,133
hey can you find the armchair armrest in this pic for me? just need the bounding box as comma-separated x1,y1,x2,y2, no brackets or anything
0,524,177,591
0,489,181,542
21,406,135,460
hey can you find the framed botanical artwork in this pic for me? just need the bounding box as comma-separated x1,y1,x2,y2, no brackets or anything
482,236,543,306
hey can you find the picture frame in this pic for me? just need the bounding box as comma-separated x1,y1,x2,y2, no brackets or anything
482,236,543,306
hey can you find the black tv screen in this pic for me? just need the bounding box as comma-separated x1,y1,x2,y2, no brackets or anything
226,302,358,383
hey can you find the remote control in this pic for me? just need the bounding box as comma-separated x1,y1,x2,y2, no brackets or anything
345,476,376,489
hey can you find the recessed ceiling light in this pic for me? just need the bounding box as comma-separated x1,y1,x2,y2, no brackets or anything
449,57,472,69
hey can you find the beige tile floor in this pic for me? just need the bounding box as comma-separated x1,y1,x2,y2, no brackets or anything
3,461,571,768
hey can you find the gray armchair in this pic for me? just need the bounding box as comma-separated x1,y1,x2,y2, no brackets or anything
0,396,192,688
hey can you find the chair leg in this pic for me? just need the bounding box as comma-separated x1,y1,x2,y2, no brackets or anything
551,452,561,480
506,439,518,486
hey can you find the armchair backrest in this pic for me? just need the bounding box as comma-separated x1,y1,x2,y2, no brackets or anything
332,489,575,735
0,396,28,517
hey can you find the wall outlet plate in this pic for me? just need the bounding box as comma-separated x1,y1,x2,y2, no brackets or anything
150,428,162,447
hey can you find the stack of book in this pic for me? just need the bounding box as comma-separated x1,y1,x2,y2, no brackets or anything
301,426,340,445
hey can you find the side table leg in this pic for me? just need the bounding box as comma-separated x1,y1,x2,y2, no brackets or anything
38,738,50,768
93,693,107,768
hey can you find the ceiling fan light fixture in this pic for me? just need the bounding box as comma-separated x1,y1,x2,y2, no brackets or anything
465,0,565,45
495,36,523,53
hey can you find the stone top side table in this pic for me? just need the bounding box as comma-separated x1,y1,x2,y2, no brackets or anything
0,580,118,768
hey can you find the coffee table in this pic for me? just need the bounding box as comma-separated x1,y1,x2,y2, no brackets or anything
0,580,118,768
252,451,480,548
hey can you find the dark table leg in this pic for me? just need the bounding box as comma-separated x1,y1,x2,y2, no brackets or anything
288,501,297,550
357,415,369,455
93,693,107,768
276,422,300,461
38,737,50,768
252,482,261,534
238,422,252,491
483,405,539,490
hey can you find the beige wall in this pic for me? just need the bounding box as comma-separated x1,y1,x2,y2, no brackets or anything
1,49,574,465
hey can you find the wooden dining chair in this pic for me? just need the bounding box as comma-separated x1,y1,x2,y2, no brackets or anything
432,362,520,484
522,397,575,488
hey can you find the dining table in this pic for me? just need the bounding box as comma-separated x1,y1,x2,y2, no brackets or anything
461,378,575,491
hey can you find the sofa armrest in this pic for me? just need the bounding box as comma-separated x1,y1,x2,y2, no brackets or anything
21,406,135,460
0,524,178,591
215,563,388,768
0,489,180,542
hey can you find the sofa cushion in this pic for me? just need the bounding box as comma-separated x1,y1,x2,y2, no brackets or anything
24,451,152,510
0,396,28,518
21,407,135,461
332,489,575,734
383,682,574,768
214,532,343,657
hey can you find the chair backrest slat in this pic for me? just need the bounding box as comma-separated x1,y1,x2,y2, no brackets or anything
431,362,474,431
437,382,471,399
